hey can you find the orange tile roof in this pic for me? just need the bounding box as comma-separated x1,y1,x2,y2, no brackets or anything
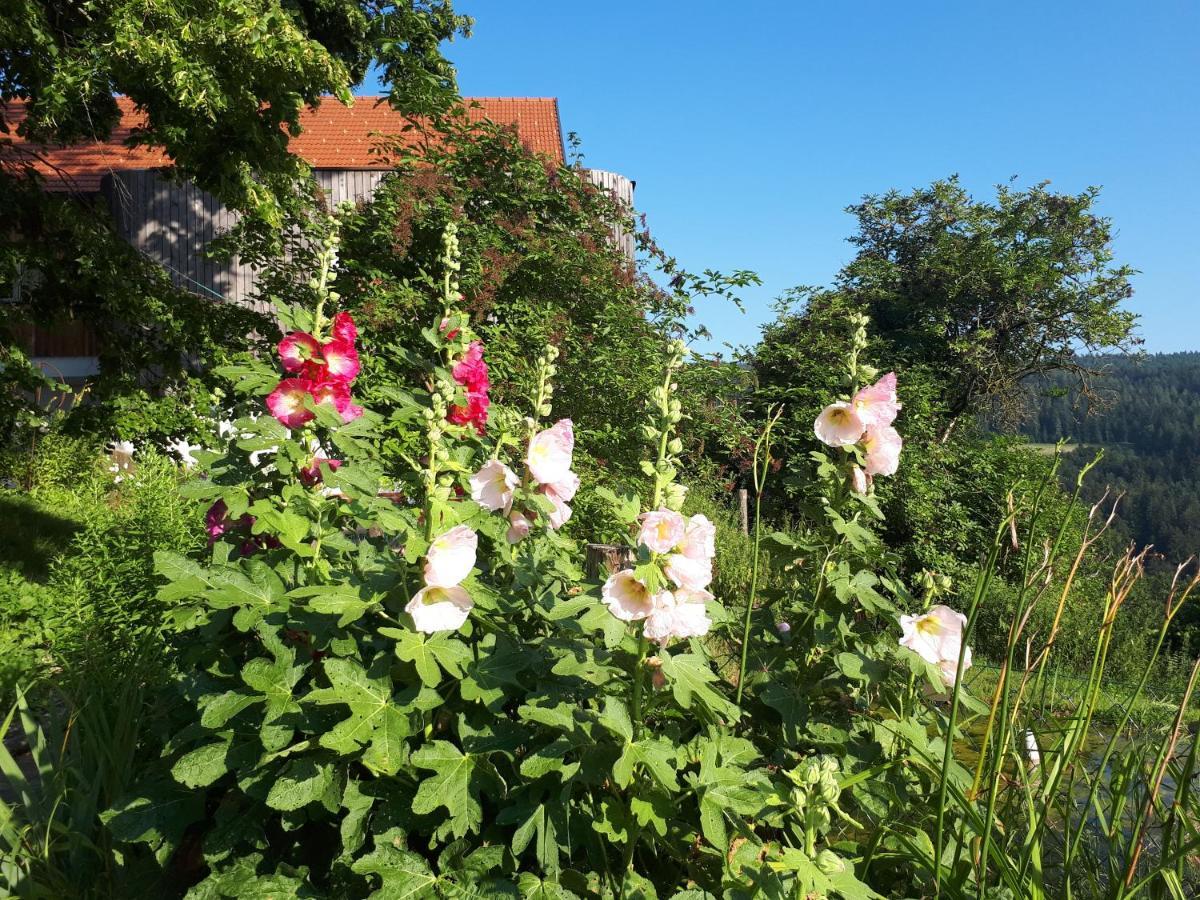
1,95,563,192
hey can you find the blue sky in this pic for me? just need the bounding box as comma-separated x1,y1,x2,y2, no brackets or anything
366,1,1199,356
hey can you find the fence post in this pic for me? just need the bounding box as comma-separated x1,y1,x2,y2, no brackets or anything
738,488,750,536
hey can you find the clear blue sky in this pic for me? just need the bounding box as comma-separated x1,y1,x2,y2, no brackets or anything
365,1,1199,356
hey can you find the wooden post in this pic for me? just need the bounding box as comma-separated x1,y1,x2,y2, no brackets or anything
585,543,634,581
738,488,750,535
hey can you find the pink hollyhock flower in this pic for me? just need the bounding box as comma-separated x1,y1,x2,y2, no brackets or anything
206,500,253,546
447,391,489,434
406,584,473,633
311,380,364,424
937,644,973,687
299,456,342,487
452,341,489,393
638,509,686,554
602,569,656,621
643,587,713,646
470,459,518,512
852,372,901,428
320,339,360,383
506,510,532,544
814,402,866,448
526,419,574,485
679,514,716,561
851,465,871,495
545,470,580,503
331,311,357,344
266,378,316,428
278,332,322,373
900,604,968,669
863,424,902,477
423,524,477,588
664,552,713,592
439,317,462,341
542,483,573,529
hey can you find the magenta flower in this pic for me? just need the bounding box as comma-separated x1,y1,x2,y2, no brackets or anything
278,332,322,374
320,338,360,383
311,380,363,424
331,311,357,344
299,456,342,487
266,378,317,428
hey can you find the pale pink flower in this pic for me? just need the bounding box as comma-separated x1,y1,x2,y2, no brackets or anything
936,644,974,686
638,509,686,554
542,484,572,530
406,584,473,633
679,514,716,561
900,605,968,668
863,424,903,477
852,372,901,428
470,459,518,513
423,525,477,588
545,470,580,503
814,402,866,448
643,587,713,646
526,419,574,485
602,569,656,621
664,552,713,592
506,510,532,544
851,466,871,495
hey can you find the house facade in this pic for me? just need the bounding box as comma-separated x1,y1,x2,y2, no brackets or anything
3,96,635,382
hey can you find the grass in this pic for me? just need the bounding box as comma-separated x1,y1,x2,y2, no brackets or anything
0,492,84,583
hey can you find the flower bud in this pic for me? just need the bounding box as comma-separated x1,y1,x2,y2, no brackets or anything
667,437,683,455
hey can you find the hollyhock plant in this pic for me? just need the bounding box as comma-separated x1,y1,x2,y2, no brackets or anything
863,424,903,477
899,604,972,685
602,569,658,622
448,340,490,433
852,372,901,428
643,587,713,646
278,332,322,373
814,402,866,448
266,378,317,428
639,509,687,554
526,419,574,485
423,524,478,588
406,585,474,634
470,459,518,512
679,514,716,561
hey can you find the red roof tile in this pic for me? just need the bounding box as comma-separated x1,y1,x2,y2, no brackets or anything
1,95,563,192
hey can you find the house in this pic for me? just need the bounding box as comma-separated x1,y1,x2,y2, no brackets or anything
2,96,635,383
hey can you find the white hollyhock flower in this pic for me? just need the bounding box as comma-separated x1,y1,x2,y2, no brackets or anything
506,510,532,544
423,525,477,588
526,419,574,485
406,585,473,633
899,605,967,666
643,587,712,646
664,552,713,592
813,402,866,448
602,569,656,621
470,459,518,513
638,508,686,554
678,514,716,561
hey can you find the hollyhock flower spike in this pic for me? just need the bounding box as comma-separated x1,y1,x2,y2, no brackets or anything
330,311,357,343
424,524,478,588
814,402,866,448
639,508,686,554
320,338,360,383
899,604,969,668
643,587,713,646
679,514,716,561
852,372,901,428
406,585,474,634
863,424,903,477
266,378,316,428
527,419,574,485
470,459,518,513
664,552,713,592
278,332,322,373
602,569,657,621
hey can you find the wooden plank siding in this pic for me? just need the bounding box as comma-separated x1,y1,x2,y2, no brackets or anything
583,169,636,261
103,169,388,310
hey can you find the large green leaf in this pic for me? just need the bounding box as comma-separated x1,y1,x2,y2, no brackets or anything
307,656,412,776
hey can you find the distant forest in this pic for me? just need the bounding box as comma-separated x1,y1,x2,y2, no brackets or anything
1023,352,1200,567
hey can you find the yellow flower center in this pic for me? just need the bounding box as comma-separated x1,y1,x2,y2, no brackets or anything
916,615,942,636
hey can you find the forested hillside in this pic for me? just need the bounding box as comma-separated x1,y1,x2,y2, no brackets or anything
1024,352,1200,566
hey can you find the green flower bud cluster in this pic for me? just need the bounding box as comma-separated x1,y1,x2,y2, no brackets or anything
918,569,954,599
527,344,560,430
643,340,688,509
785,756,844,838
846,311,877,389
